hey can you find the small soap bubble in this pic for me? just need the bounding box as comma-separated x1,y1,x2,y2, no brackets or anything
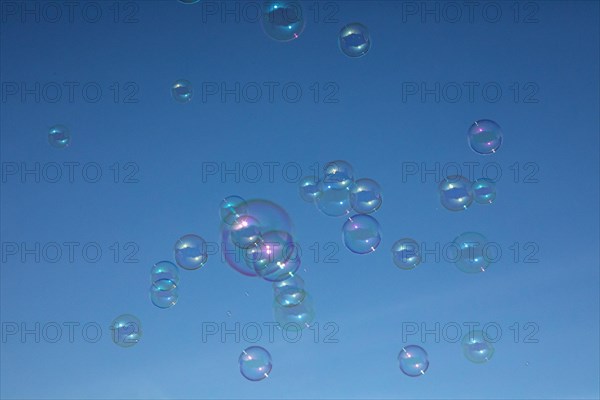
171,79,193,103
398,345,429,377
472,178,497,204
342,214,381,254
239,346,272,381
174,234,208,270
467,119,503,154
48,125,71,148
391,238,421,270
339,22,371,58
439,175,474,211
110,314,142,348
462,330,495,363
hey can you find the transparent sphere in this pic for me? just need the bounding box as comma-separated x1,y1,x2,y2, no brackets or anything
350,178,382,214
171,79,193,103
273,291,315,329
220,195,248,225
467,119,503,154
150,261,179,288
299,176,321,202
262,1,305,42
230,215,262,249
110,314,142,348
472,178,497,204
273,274,305,295
342,214,381,254
398,345,429,377
275,287,306,307
391,238,421,270
239,346,272,381
462,330,495,363
174,234,208,270
315,183,352,217
150,284,179,309
439,175,474,211
48,125,71,148
323,160,354,189
248,231,300,282
339,22,371,58
453,232,490,273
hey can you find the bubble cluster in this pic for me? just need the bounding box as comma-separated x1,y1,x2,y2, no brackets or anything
149,261,179,308
239,346,272,381
110,314,142,348
174,234,208,270
262,1,305,42
171,79,193,103
462,330,495,363
472,178,497,204
467,119,503,154
339,23,371,58
453,232,490,273
48,125,71,148
391,238,421,270
342,214,381,254
439,175,474,211
398,345,429,377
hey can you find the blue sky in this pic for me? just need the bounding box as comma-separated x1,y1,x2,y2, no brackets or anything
1,1,599,399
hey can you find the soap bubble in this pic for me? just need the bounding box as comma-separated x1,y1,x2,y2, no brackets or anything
174,234,208,270
230,215,262,249
262,1,305,42
350,178,382,214
315,183,352,217
391,238,421,270
342,214,381,254
220,196,248,225
150,284,179,309
462,330,495,363
472,178,496,204
150,261,179,288
171,79,193,103
339,22,371,58
398,345,429,377
239,346,272,381
467,119,503,154
273,291,315,329
299,176,321,202
48,125,71,148
439,175,473,211
323,160,354,189
453,232,490,273
110,314,142,348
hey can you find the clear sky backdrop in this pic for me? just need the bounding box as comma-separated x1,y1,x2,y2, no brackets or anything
1,1,599,399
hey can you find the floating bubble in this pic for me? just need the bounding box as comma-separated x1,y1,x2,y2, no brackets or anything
453,232,490,273
262,1,305,42
273,291,315,329
174,234,208,270
273,274,305,295
350,178,382,214
339,22,371,58
342,214,381,254
150,261,179,288
227,310,232,317
299,176,321,202
150,283,179,309
220,196,248,225
398,345,429,377
439,175,473,211
315,183,352,217
239,346,272,381
472,178,496,204
248,231,300,282
323,160,354,189
391,238,421,270
230,215,262,249
462,330,495,363
48,125,71,148
110,314,142,348
275,287,306,307
468,119,503,154
171,79,193,103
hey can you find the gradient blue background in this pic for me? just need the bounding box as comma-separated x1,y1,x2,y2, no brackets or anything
1,0,599,399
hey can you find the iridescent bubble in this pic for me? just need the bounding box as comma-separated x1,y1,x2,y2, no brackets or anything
174,234,208,270
171,79,193,103
220,196,248,225
150,284,179,309
350,178,382,214
462,330,495,363
275,287,306,307
299,176,321,202
391,238,421,270
273,291,315,329
315,183,352,217
439,175,474,211
262,1,305,42
398,345,429,377
48,125,71,148
453,232,490,273
150,261,179,289
339,22,371,58
467,119,503,154
230,215,262,249
323,160,354,189
273,274,305,295
110,314,142,348
248,231,300,282
239,346,272,381
342,214,381,254
472,178,497,204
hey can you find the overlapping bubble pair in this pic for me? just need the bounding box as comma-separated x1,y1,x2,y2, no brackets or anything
439,175,497,211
